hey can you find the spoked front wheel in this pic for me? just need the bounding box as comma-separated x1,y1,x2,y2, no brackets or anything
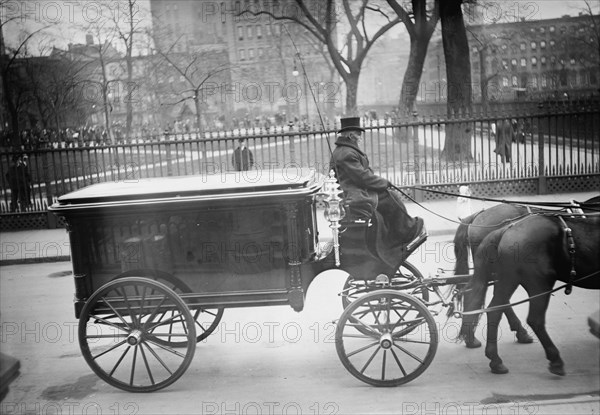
336,290,438,387
79,277,196,392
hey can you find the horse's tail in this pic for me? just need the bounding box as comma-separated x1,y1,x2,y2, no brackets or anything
453,212,478,277
458,231,499,343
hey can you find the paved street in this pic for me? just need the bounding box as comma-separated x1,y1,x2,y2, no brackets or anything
1,234,598,414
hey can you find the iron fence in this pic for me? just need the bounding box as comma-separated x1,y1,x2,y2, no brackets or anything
1,107,599,226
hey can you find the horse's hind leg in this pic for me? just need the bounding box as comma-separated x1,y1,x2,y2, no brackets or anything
525,293,565,376
503,307,533,344
485,281,519,374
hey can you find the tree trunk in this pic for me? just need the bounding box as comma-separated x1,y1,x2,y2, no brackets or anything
345,72,359,116
399,32,433,115
440,0,473,162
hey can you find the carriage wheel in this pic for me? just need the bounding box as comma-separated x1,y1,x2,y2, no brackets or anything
79,277,196,392
114,270,224,344
336,290,438,387
341,261,428,310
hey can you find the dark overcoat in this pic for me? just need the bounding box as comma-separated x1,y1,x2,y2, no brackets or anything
330,135,389,219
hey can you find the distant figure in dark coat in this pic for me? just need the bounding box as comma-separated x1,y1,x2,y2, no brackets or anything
232,138,254,171
494,119,512,163
5,154,32,212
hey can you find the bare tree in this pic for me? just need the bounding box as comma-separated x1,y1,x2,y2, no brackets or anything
440,0,473,162
108,0,147,140
154,39,231,135
241,0,400,115
386,0,439,115
0,2,50,143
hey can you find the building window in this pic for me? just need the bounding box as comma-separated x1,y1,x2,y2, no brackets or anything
541,75,547,88
266,24,272,36
550,40,555,47
248,48,254,59
258,47,263,57
237,26,244,40
549,26,555,33
511,58,517,69
512,75,518,87
520,42,526,51
256,25,262,38
531,41,536,50
520,58,527,67
570,57,576,65
531,74,538,88
501,44,508,51
540,26,545,33
502,77,509,87
247,25,253,39
502,59,508,69
540,40,546,49
541,56,547,65
531,57,537,66
239,49,245,60
551,55,556,64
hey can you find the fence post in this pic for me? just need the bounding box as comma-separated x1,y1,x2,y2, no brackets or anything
43,151,57,228
165,132,173,176
412,111,424,202
538,113,547,194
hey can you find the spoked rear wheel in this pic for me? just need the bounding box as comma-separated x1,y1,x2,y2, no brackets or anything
336,290,438,387
79,277,196,392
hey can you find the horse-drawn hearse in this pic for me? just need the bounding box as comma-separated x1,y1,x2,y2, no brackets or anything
49,168,600,392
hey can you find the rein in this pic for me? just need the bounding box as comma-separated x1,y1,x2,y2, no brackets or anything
457,270,600,317
388,183,599,229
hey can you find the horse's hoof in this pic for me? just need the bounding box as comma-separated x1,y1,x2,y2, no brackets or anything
466,338,482,349
549,363,566,376
490,363,509,374
516,330,534,344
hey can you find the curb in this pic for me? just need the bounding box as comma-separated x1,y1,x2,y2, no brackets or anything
0,255,71,266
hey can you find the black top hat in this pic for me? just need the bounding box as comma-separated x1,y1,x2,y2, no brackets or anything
338,117,365,134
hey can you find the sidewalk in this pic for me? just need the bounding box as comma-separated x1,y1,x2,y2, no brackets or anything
0,190,597,265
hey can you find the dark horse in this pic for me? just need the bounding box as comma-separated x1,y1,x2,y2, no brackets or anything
459,211,600,375
453,195,600,348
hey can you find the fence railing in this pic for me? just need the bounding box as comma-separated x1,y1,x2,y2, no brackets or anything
1,107,599,215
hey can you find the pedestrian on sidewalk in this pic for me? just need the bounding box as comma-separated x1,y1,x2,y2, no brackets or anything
5,154,32,212
232,138,254,171
457,185,472,222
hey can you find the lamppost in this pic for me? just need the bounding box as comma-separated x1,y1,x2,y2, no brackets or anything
292,57,309,127
292,61,300,123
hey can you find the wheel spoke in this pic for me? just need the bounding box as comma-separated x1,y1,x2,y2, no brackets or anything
145,337,187,359
129,344,138,386
101,296,131,330
392,343,424,364
146,312,185,332
346,341,379,358
390,347,407,376
92,339,128,361
141,294,168,331
89,314,129,333
381,350,387,380
119,288,139,327
108,344,131,376
86,333,128,339
142,342,174,375
359,345,381,374
139,342,155,385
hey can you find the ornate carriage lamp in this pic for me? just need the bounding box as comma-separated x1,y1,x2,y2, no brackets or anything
316,170,345,266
